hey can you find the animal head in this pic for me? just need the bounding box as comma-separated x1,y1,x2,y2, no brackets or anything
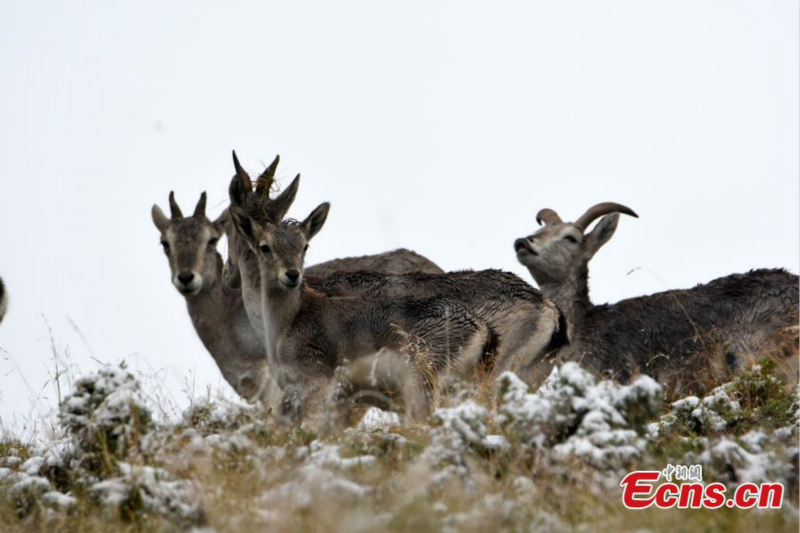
223,151,302,289
228,189,330,291
228,151,300,227
151,192,225,297
514,202,638,284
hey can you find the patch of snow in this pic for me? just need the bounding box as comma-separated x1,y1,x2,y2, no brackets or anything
358,407,400,432
497,364,661,470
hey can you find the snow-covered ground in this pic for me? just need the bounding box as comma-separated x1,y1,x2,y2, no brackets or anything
0,361,797,532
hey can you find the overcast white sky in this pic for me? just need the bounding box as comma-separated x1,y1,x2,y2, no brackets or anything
0,1,797,434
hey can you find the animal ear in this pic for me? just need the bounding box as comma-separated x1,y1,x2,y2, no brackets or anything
229,174,248,208
151,205,170,232
585,214,619,258
302,202,330,240
212,210,229,234
230,205,257,245
271,175,300,221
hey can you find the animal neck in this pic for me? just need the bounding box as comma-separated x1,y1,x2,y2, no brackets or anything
184,253,266,399
185,254,226,317
226,230,265,336
260,281,306,375
537,264,593,333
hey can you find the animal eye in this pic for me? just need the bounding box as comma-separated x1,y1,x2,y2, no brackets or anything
260,244,271,254
564,235,578,244
304,244,309,252
208,238,219,248
161,241,170,252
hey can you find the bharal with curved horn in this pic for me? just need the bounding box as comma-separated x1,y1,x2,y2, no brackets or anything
515,202,798,396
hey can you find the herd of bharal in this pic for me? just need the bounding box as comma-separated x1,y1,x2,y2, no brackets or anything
148,151,799,427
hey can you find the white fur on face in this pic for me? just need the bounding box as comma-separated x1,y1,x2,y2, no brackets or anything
165,225,213,297
278,268,302,289
516,224,584,281
172,273,204,295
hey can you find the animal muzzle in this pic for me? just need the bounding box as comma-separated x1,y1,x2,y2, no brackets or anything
174,271,203,295
514,238,537,255
280,269,302,289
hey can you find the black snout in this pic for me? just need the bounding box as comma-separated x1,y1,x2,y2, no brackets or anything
177,272,195,285
514,238,536,255
285,270,300,283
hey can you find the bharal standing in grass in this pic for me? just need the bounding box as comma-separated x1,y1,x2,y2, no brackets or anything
0,277,7,324
151,182,444,407
514,202,799,396
152,192,279,403
228,197,498,424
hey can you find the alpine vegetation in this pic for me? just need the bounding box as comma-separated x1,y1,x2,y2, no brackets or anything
2,359,796,532
1,365,204,528
515,202,799,395
12,150,790,532
497,362,662,470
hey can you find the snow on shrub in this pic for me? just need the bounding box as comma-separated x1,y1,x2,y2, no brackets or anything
685,434,794,486
49,365,205,526
181,396,268,434
90,462,203,524
424,400,508,476
0,468,62,518
59,365,153,471
497,363,662,469
656,385,741,435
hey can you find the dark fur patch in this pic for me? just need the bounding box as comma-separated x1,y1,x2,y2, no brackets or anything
546,311,570,353
480,327,501,373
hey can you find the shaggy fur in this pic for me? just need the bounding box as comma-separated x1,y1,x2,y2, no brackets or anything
570,268,798,394
312,269,568,384
228,192,498,423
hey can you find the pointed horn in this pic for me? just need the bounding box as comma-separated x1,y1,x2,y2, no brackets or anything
574,202,638,231
169,191,183,219
193,192,207,218
232,150,252,190
255,155,280,197
536,208,563,226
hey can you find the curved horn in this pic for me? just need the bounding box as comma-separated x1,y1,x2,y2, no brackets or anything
255,155,280,197
574,202,638,231
193,192,207,218
232,150,252,190
536,208,563,226
168,191,183,219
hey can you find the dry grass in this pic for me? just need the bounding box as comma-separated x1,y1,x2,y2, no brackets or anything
0,352,797,533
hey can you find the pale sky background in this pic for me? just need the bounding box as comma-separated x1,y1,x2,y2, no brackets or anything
0,1,797,435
